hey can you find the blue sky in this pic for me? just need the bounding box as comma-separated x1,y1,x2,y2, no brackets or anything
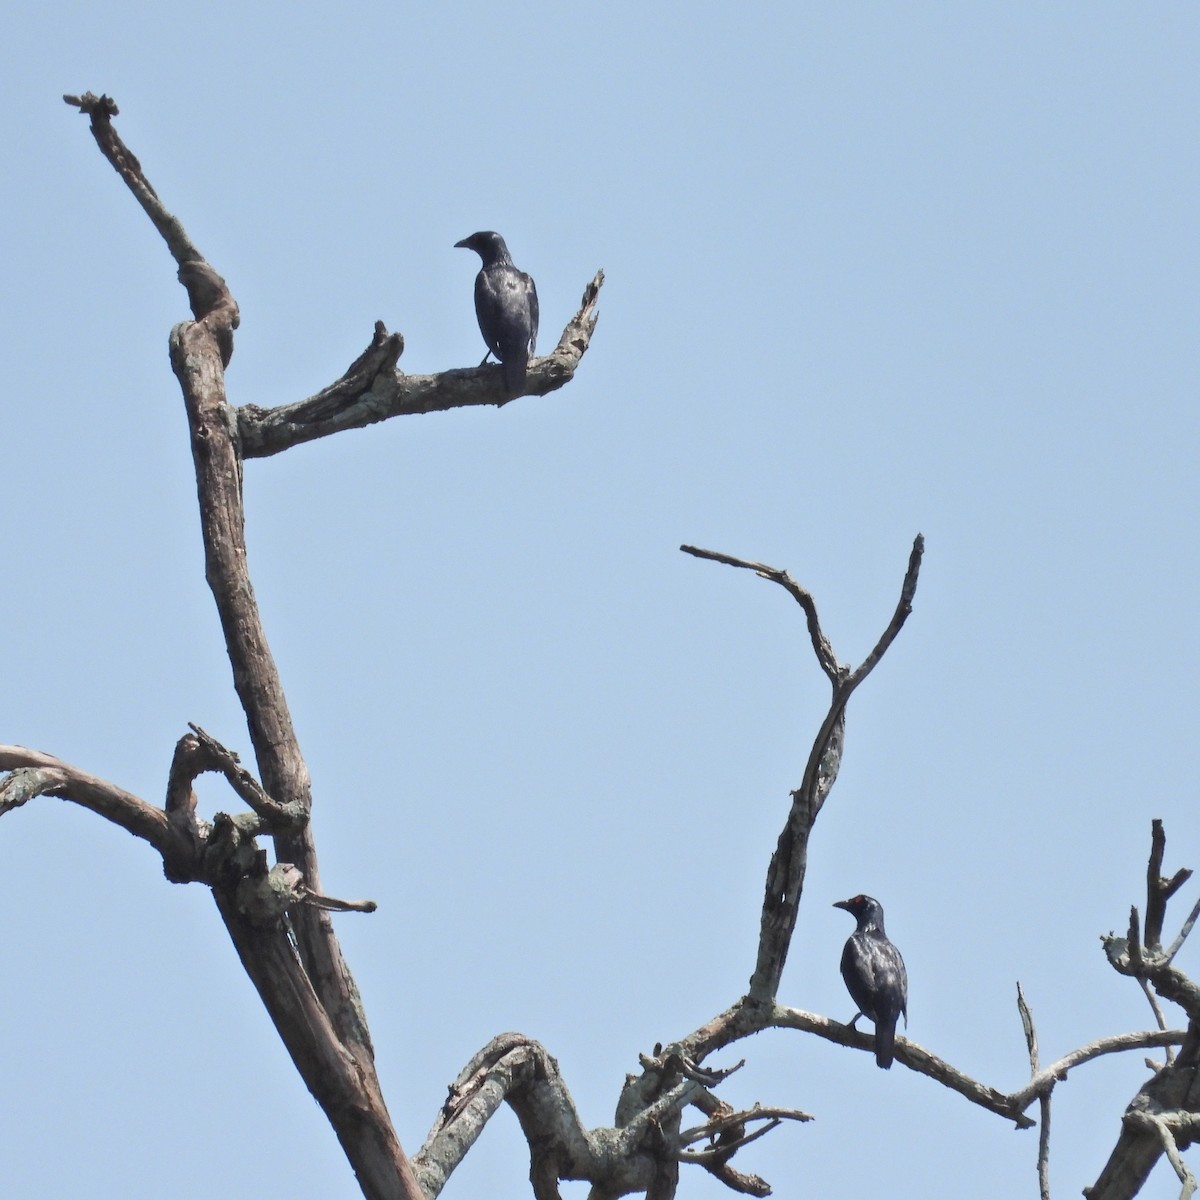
2,4,1198,1197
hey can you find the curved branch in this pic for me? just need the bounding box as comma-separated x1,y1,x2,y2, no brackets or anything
678,545,841,683
415,1034,620,1200
0,746,172,852
1009,1031,1187,1111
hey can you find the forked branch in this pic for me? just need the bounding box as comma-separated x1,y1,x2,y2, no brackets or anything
681,535,924,1001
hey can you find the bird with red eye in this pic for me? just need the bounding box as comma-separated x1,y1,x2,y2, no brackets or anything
833,894,908,1069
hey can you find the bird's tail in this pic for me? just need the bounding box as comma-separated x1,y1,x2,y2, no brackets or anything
874,1020,896,1069
503,348,529,393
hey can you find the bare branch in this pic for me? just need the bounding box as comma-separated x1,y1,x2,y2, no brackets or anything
677,1105,812,1155
1008,1030,1186,1112
0,746,172,852
1127,907,1145,972
846,534,925,687
1147,820,1170,950
751,535,923,1001
65,93,423,1200
237,270,604,458
1166,897,1200,966
1134,1111,1199,1200
1137,979,1175,1070
186,723,308,832
1142,820,1195,958
63,92,200,268
1018,984,1053,1200
679,544,841,682
1017,983,1040,1073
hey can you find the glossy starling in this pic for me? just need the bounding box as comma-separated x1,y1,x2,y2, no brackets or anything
454,231,539,392
834,894,908,1069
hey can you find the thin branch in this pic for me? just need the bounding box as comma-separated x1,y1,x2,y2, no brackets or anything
1009,1030,1187,1112
677,1105,812,1154
1137,978,1175,1069
846,534,925,687
678,545,841,683
638,1048,744,1088
1166,897,1200,966
1018,984,1052,1200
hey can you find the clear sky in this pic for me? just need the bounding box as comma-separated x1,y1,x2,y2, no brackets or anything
2,4,1198,1198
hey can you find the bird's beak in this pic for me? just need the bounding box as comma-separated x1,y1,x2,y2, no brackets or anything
453,237,470,249
832,899,852,912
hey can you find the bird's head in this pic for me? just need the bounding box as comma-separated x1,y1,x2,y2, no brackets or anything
454,230,511,265
834,894,886,928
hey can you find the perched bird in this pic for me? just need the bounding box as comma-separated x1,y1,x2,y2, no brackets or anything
833,894,908,1069
454,231,539,392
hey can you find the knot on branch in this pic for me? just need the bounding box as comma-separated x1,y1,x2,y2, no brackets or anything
0,766,66,816
236,860,307,925
177,262,240,364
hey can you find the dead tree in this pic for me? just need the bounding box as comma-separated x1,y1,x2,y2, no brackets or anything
1,94,1197,1199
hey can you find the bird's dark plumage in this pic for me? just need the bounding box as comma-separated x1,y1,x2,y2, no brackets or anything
454,231,539,393
834,894,908,1069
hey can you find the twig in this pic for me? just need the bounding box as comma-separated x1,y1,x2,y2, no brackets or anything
1165,896,1200,966
677,1105,812,1153
678,545,841,682
302,888,377,914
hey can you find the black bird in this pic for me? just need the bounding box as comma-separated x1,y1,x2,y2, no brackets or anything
833,894,908,1069
454,231,539,392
